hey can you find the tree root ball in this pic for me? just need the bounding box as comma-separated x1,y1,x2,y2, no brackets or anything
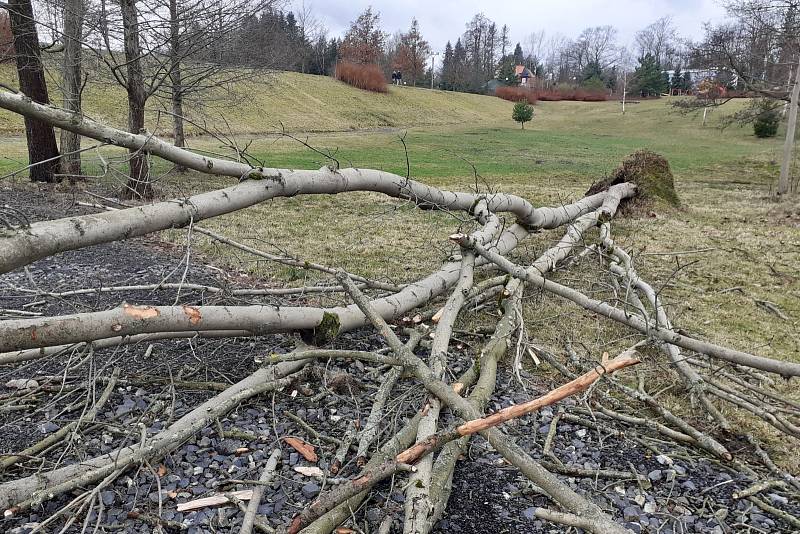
587,150,680,210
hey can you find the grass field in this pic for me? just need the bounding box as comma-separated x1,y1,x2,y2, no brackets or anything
2,80,799,466
0,66,511,135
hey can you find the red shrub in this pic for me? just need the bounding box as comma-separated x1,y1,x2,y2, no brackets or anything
504,87,609,102
495,86,537,105
335,61,387,93
573,88,608,101
535,89,568,101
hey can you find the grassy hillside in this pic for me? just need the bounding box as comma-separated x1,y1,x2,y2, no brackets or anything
0,66,512,135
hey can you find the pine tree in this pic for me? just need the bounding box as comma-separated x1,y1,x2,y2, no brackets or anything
671,65,683,91
631,53,668,96
441,41,454,90
452,38,467,91
512,101,534,129
513,42,523,64
498,57,517,85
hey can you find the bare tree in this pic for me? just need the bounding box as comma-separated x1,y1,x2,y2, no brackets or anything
295,0,322,74
89,0,281,197
575,25,619,70
167,0,184,154
60,0,85,178
0,9,14,61
4,0,60,183
499,23,509,59
635,16,679,69
117,0,150,198
696,1,799,196
524,29,545,70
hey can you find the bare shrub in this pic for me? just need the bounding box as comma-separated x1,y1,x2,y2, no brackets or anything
495,86,537,104
335,62,388,93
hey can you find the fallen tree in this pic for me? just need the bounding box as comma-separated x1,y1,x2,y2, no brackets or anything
0,87,798,534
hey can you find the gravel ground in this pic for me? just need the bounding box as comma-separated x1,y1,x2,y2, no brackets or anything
1,188,798,533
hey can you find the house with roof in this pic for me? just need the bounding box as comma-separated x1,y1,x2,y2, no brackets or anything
514,65,534,86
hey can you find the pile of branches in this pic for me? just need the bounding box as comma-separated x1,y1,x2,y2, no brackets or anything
0,89,798,534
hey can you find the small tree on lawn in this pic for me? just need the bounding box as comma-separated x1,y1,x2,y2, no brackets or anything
512,101,533,129
753,99,781,138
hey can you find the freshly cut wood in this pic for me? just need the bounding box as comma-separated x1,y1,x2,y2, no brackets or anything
288,273,631,534
294,466,324,478
452,353,639,437
284,437,318,463
177,490,253,512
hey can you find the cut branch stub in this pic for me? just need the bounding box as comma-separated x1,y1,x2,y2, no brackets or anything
301,311,341,345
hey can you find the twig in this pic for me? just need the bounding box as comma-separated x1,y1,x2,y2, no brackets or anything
239,448,281,534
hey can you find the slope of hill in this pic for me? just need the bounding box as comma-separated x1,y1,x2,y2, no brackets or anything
0,67,512,135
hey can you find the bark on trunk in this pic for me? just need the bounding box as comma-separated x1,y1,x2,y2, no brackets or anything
7,0,60,183
59,0,84,179
168,0,186,160
778,58,800,197
119,0,151,199
0,212,504,352
0,94,621,275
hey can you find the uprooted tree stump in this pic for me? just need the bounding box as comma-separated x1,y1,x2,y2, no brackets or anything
587,149,680,211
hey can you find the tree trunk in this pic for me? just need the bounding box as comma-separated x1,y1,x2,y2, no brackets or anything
119,0,151,199
60,0,84,179
168,0,186,163
7,0,60,183
778,58,800,197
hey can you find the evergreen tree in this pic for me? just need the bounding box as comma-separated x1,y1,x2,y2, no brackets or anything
497,56,517,85
682,70,692,91
441,41,454,90
513,42,524,64
631,53,668,96
512,101,534,129
452,38,468,91
671,65,683,91
580,60,603,84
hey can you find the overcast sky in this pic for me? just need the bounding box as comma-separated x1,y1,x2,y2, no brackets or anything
298,0,729,54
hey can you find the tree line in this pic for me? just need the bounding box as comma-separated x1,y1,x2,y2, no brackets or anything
1,1,798,197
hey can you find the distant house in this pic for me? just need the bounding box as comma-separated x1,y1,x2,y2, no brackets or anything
514,65,534,86
664,68,738,90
